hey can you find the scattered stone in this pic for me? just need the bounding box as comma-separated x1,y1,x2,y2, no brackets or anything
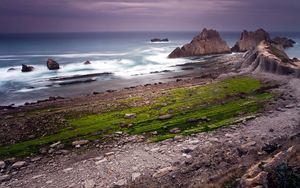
46,180,53,184
181,148,193,154
131,172,141,181
241,141,257,149
31,157,41,162
84,179,96,188
104,152,115,157
158,114,172,120
95,158,107,165
50,141,61,148
72,140,89,147
208,137,219,142
169,127,181,133
153,166,175,178
12,161,27,169
0,174,11,182
0,161,5,169
124,113,136,119
32,174,44,179
262,143,279,154
113,179,127,187
63,168,73,172
188,140,200,145
285,104,295,109
115,131,123,135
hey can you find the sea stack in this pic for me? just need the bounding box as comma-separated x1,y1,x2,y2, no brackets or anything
47,59,60,70
231,28,271,52
240,40,300,77
21,64,34,72
272,37,296,49
168,28,230,58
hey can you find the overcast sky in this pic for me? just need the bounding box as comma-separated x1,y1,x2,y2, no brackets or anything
0,0,299,33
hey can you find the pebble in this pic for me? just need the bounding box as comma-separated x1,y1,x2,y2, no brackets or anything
46,180,53,184
31,174,44,179
63,168,73,172
124,113,136,119
153,166,175,178
241,141,257,149
169,127,181,133
72,140,89,147
104,152,115,157
50,141,61,148
12,161,27,169
113,179,127,187
131,172,141,181
95,158,107,165
84,179,96,188
158,114,172,120
188,140,200,145
0,161,5,169
285,104,295,109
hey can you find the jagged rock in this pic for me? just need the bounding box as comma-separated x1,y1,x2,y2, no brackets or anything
272,37,296,49
0,174,11,182
12,161,27,169
151,38,169,42
239,41,300,77
231,28,271,52
21,64,34,72
84,61,91,65
47,59,60,70
168,28,230,58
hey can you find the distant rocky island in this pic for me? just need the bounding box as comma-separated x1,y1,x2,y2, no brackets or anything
151,38,169,42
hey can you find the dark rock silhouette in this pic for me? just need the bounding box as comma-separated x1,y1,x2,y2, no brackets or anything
272,37,296,49
240,41,300,77
151,38,169,42
47,59,60,70
168,28,230,58
231,28,271,52
21,64,34,72
84,61,91,65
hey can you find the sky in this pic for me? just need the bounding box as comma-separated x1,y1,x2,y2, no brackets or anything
0,0,299,33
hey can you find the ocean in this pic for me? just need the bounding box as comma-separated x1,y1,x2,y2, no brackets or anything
0,31,299,106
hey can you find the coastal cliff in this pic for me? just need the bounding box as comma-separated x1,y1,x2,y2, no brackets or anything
168,28,230,58
240,41,300,77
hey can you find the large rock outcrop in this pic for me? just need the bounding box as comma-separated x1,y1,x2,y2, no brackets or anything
168,28,230,58
47,59,60,70
240,40,300,77
231,28,271,52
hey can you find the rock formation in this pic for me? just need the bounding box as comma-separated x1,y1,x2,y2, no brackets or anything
272,37,296,49
239,40,300,77
168,28,230,58
21,64,34,72
84,61,91,65
151,38,169,42
47,59,60,70
231,28,271,52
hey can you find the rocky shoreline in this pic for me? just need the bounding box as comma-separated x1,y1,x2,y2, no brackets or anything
0,28,299,188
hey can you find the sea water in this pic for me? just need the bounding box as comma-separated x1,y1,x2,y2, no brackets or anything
0,31,299,106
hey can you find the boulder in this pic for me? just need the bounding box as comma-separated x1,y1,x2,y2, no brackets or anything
151,38,169,42
168,28,230,58
272,37,296,49
21,64,34,72
11,161,27,169
47,59,60,70
239,40,300,77
231,28,271,52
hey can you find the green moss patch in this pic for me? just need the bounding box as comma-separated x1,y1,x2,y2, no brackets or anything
0,76,273,158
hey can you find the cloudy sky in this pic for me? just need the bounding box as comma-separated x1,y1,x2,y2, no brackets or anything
0,0,299,33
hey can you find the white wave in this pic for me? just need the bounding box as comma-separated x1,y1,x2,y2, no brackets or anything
0,52,128,58
15,86,48,93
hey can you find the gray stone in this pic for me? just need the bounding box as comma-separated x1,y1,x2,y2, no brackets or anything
0,174,11,182
131,172,141,181
12,161,27,169
124,113,136,119
113,179,127,187
169,127,181,133
84,179,96,188
50,141,61,148
0,161,5,169
72,140,89,147
158,114,172,120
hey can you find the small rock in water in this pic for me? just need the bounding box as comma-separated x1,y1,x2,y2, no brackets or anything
158,114,172,120
72,140,89,147
124,113,136,119
12,161,27,169
169,127,181,133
